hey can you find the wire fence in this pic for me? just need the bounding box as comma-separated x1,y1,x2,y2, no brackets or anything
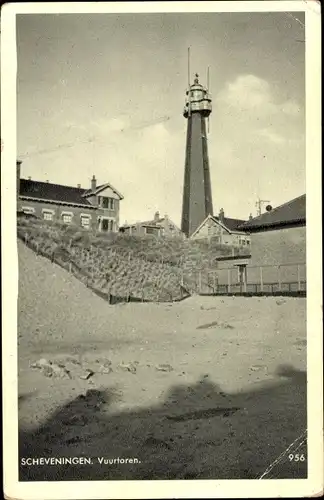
186,262,307,296
19,232,191,303
19,228,306,302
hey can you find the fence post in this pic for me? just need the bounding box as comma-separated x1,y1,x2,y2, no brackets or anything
227,269,231,294
198,272,202,293
243,266,247,293
260,266,263,292
297,264,301,291
277,266,281,291
213,272,217,293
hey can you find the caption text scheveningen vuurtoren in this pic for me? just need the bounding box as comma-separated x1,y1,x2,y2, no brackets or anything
21,457,141,466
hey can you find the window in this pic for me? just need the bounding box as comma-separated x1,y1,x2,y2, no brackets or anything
101,197,114,210
22,206,35,214
61,212,73,224
101,197,108,208
100,218,114,232
145,227,155,235
43,211,54,221
81,215,91,229
102,219,109,231
247,240,250,245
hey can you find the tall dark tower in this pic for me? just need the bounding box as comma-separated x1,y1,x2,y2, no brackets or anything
181,72,213,237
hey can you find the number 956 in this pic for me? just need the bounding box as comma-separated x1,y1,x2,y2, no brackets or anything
289,454,306,462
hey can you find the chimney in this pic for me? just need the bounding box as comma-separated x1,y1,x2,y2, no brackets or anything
91,175,97,192
77,184,81,188
28,176,31,180
219,208,225,221
154,211,160,222
249,213,253,220
46,180,49,183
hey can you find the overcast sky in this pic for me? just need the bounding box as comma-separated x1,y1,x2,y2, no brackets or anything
16,11,305,225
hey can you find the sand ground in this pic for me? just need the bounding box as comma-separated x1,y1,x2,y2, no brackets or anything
18,241,307,480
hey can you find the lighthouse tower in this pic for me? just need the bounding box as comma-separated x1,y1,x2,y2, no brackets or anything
181,73,213,237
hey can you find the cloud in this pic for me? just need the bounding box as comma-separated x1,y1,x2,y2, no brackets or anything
217,74,301,119
89,117,129,134
257,128,286,145
213,73,304,149
218,74,273,110
208,73,305,216
281,101,301,116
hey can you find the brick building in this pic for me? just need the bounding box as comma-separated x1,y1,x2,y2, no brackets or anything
239,194,306,264
120,211,183,238
238,194,306,285
190,209,251,248
210,195,306,292
17,161,123,232
215,195,306,290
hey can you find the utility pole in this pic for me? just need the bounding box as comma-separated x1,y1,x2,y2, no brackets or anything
255,198,271,217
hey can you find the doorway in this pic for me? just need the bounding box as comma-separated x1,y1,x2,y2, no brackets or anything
237,264,247,293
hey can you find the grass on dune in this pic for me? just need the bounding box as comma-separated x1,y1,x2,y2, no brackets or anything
17,215,246,301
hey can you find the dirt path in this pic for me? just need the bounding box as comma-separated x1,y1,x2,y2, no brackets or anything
18,241,307,480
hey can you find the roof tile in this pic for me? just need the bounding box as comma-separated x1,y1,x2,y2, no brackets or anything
239,194,306,230
19,179,94,207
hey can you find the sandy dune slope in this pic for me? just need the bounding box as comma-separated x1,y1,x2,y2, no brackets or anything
18,240,307,480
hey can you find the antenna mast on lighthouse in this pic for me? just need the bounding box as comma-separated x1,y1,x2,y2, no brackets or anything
187,47,191,117
207,65,210,134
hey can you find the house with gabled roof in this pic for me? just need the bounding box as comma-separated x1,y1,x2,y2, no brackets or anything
190,209,251,248
119,211,183,238
17,160,123,232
